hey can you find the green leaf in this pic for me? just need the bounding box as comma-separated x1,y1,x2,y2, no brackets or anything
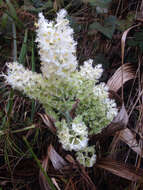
23,1,53,12
31,37,36,121
127,30,143,52
31,0,44,8
68,16,82,33
19,29,28,65
89,16,117,39
1,13,8,29
12,22,17,61
6,0,23,29
6,90,14,116
23,137,56,190
88,0,112,8
0,0,4,6
94,54,109,68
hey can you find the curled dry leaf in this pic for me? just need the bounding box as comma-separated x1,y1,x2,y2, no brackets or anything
107,63,136,92
112,104,128,127
108,24,140,94
48,144,68,170
121,24,140,65
109,106,143,158
96,157,143,182
39,145,67,190
108,104,129,155
119,128,143,157
96,105,128,142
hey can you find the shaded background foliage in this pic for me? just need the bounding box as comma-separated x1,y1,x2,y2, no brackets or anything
0,0,143,189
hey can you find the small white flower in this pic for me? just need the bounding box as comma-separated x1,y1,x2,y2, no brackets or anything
79,59,103,81
70,136,88,151
57,118,88,151
72,116,88,136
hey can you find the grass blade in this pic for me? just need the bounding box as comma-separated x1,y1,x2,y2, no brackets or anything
12,22,17,61
23,137,56,190
19,29,28,65
6,0,23,29
31,37,36,121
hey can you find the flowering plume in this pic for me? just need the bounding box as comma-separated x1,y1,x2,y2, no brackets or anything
35,9,77,81
4,9,118,167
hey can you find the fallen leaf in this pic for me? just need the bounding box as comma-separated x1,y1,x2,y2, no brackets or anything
51,178,61,190
107,63,136,92
38,113,56,134
96,157,143,182
119,128,143,157
112,104,129,126
48,144,68,170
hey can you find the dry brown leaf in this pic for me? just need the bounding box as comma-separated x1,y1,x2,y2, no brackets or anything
51,178,61,190
107,105,129,156
107,63,136,92
69,99,80,119
121,24,140,65
96,157,143,182
112,104,129,126
48,144,68,170
97,105,128,142
108,24,140,94
119,128,143,157
121,24,140,100
38,113,56,134
109,106,142,157
65,154,76,164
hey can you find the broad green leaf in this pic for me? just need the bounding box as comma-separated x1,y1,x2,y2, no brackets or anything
1,13,8,29
88,0,112,8
89,16,117,39
94,54,109,69
118,12,135,31
0,0,4,6
127,30,143,52
31,0,44,8
23,1,53,12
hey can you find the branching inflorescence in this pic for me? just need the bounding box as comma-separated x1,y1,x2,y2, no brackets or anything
4,9,118,167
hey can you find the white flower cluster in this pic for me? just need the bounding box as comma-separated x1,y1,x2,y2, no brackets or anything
93,83,118,121
79,59,103,81
57,116,88,151
57,116,96,167
4,62,48,101
4,9,118,168
76,146,96,167
35,9,77,81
